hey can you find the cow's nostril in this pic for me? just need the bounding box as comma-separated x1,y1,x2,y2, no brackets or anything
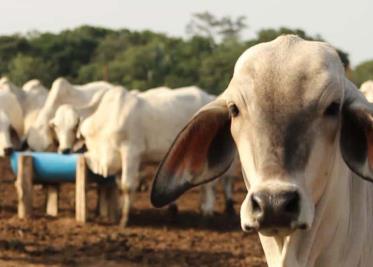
283,191,300,214
251,193,263,213
243,224,254,232
249,190,301,230
61,148,71,154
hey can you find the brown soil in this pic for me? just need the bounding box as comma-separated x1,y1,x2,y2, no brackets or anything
0,159,266,267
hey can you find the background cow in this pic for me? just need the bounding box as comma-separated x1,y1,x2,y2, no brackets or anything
0,80,24,156
27,77,115,152
360,80,373,102
80,86,237,226
21,79,49,140
49,87,109,154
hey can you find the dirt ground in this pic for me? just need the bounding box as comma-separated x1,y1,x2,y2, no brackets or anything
0,159,266,267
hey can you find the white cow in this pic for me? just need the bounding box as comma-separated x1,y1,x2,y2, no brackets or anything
0,81,24,156
80,86,237,226
151,35,373,267
360,80,373,102
21,80,49,138
27,77,115,152
49,88,109,153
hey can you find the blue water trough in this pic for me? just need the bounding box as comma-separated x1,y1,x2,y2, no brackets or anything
10,152,115,184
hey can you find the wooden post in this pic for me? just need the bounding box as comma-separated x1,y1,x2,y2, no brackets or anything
15,155,33,219
75,156,87,223
46,185,59,217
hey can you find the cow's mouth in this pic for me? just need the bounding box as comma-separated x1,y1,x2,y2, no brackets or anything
243,221,309,237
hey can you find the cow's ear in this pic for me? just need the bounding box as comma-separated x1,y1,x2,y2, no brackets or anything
76,117,84,140
340,79,373,182
151,99,236,208
73,117,86,153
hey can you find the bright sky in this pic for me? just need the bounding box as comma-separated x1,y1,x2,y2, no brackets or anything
1,0,372,66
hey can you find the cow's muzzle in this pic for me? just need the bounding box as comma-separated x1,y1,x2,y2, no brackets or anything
60,148,72,154
243,189,307,235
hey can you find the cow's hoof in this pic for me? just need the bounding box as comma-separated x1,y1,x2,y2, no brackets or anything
168,203,178,217
225,199,235,216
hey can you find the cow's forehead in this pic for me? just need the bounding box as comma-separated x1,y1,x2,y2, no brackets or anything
227,36,345,172
230,35,344,111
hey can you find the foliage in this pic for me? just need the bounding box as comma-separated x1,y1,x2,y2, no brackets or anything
186,11,247,43
8,54,55,86
0,35,30,75
352,60,373,87
0,14,355,94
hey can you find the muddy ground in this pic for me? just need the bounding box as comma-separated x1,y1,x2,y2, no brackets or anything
0,159,266,267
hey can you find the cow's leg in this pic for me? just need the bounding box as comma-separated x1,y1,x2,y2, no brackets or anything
119,145,141,227
200,181,216,216
222,175,235,215
107,178,119,223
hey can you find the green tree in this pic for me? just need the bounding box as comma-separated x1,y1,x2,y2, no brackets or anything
163,36,214,88
352,60,373,87
29,25,112,81
7,54,55,86
186,12,247,43
199,42,247,94
0,35,30,75
108,39,171,90
0,21,351,94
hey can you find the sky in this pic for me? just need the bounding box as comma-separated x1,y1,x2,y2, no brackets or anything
1,0,372,66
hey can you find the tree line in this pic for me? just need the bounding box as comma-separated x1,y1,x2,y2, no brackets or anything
0,12,371,94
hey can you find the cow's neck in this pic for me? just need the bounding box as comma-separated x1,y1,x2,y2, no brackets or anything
258,152,373,267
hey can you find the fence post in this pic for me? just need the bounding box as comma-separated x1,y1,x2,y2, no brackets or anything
46,185,59,216
15,155,33,219
76,156,87,223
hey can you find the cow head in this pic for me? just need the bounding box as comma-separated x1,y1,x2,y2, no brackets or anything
49,104,80,154
151,35,373,237
0,111,21,156
27,121,55,152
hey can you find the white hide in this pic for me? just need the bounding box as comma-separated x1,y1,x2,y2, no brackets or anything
0,84,24,156
27,77,115,151
81,86,214,178
50,85,113,153
81,86,225,224
21,80,49,137
360,80,373,102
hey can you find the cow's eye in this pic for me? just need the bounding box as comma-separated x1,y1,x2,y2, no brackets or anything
324,102,340,116
228,104,239,117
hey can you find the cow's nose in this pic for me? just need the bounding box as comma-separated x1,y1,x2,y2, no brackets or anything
250,190,300,229
60,148,71,154
4,147,14,156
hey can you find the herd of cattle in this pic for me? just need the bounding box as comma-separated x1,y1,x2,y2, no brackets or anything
2,35,373,266
0,75,239,225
